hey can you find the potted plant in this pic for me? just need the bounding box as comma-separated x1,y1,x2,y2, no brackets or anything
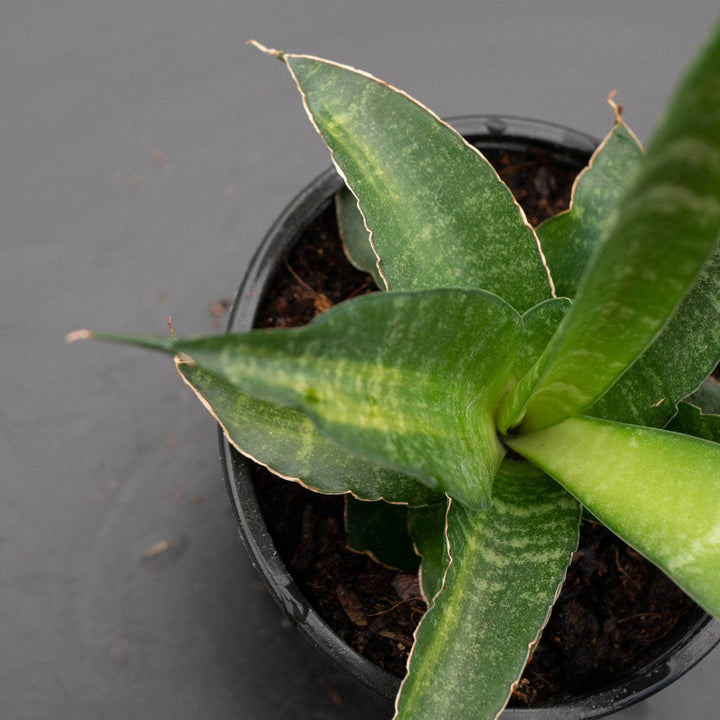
220,114,719,718
70,21,720,719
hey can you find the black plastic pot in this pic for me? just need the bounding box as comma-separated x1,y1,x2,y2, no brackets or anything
220,116,720,718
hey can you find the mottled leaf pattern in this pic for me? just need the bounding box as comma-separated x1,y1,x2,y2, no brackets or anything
589,238,720,426
74,27,720,720
90,288,523,510
506,29,720,432
538,118,643,298
178,362,438,505
508,416,720,617
395,460,580,720
273,48,551,310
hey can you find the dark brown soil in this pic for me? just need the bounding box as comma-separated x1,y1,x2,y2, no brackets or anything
249,143,699,705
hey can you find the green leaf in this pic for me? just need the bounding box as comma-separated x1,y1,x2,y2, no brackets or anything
588,239,720,427
91,288,523,509
496,298,570,434
176,289,522,510
395,459,580,720
271,47,551,311
408,500,450,602
504,24,720,432
344,497,420,572
508,415,720,617
667,400,720,443
335,188,383,289
512,298,571,380
537,116,644,298
178,362,438,505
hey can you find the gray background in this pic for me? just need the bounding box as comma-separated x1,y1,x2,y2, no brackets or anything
4,2,720,718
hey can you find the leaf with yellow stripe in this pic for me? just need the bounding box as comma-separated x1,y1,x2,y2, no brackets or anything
85,288,523,510
508,416,720,617
395,459,580,720
501,25,720,432
178,361,439,505
255,43,551,310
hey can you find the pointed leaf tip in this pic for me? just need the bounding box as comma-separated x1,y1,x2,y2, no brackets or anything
65,329,93,343
607,90,623,123
247,40,283,59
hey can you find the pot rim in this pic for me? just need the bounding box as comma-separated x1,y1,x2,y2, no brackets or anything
221,114,720,717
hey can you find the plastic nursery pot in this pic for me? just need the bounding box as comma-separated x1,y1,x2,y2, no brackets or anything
220,116,720,718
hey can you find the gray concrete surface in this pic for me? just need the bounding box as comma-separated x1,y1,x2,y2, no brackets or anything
3,2,720,718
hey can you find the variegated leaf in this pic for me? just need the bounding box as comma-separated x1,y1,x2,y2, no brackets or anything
502,26,720,432
537,116,643,298
395,459,580,720
179,362,438,505
588,238,720,427
84,288,523,510
508,415,720,617
256,43,551,311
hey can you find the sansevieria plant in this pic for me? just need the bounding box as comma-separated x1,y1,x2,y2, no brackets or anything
70,21,720,720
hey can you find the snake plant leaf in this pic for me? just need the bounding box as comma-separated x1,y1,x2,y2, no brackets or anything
507,415,720,618
344,497,420,572
667,401,720,443
588,238,720,427
537,115,644,298
503,23,720,433
179,289,522,510
88,288,523,509
408,500,450,602
513,298,572,380
395,459,581,720
335,188,383,288
259,44,551,311
495,298,570,433
178,362,439,505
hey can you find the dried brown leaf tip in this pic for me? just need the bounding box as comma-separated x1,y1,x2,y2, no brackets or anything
65,329,93,343
143,539,170,558
607,90,623,122
247,40,282,59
